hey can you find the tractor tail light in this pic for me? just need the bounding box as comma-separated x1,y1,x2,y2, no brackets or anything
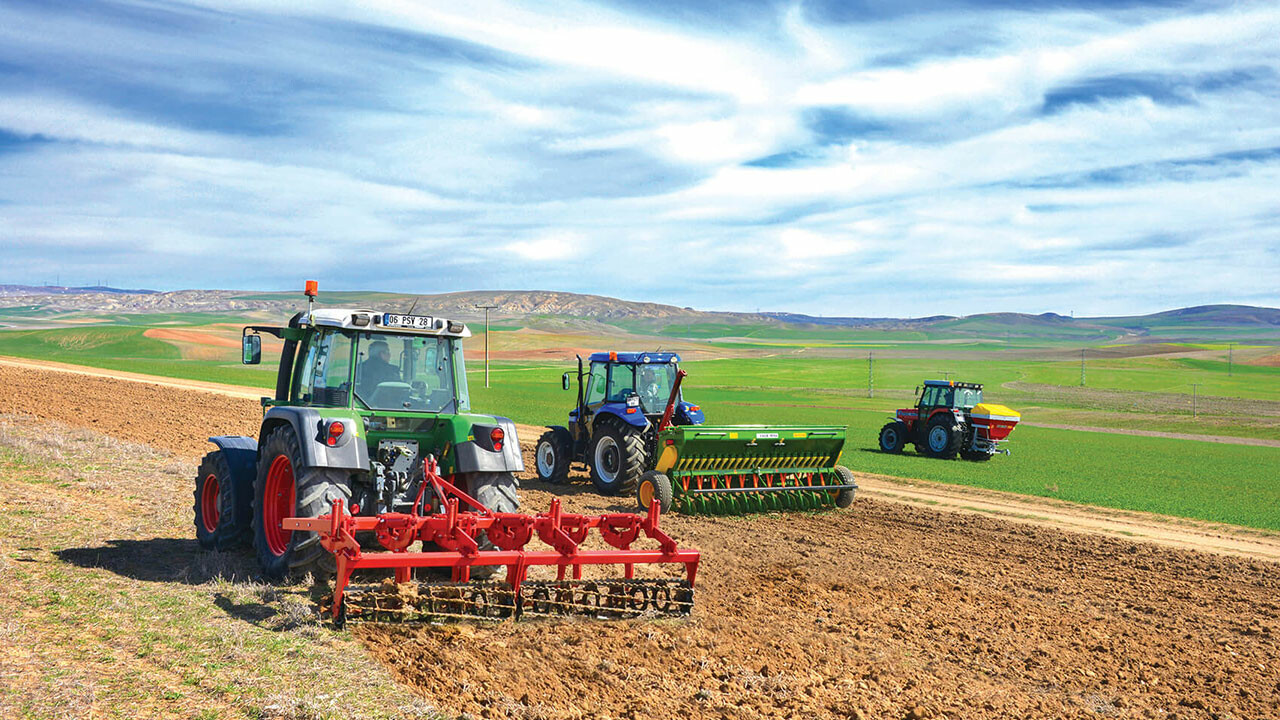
490,427,504,452
326,421,345,447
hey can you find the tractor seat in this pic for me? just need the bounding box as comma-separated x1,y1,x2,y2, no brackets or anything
368,382,413,408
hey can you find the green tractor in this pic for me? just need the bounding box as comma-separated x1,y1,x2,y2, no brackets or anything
193,282,522,579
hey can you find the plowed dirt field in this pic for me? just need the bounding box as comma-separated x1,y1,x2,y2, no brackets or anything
2,361,1279,719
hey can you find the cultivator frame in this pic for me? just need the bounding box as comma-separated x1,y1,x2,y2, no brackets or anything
283,459,699,625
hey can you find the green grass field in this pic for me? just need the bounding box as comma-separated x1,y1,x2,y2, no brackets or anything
1,318,1278,530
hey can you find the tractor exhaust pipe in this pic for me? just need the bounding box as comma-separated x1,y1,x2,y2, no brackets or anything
658,369,688,432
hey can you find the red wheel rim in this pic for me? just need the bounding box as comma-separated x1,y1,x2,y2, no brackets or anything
200,473,220,533
264,454,296,556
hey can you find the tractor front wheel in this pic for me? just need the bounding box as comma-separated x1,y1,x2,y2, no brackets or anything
923,415,963,460
878,422,908,453
252,426,351,581
535,427,572,483
589,420,645,496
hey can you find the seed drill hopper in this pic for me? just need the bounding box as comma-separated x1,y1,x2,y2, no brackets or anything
535,354,856,515
285,457,700,625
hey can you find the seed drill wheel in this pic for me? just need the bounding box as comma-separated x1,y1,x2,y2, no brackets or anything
833,465,857,508
636,471,674,513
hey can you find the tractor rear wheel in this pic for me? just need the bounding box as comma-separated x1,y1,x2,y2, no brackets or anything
464,471,520,580
636,471,674,513
833,465,858,508
878,422,908,453
535,427,572,483
194,450,251,551
252,426,351,581
589,420,644,496
923,415,963,460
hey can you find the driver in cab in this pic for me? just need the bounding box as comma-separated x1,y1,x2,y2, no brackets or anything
359,340,400,395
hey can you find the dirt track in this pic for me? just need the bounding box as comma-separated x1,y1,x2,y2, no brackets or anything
3,359,1280,718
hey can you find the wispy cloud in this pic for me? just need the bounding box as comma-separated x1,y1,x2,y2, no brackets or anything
0,0,1276,315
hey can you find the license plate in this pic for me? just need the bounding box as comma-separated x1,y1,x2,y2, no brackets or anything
381,313,436,330
756,432,779,439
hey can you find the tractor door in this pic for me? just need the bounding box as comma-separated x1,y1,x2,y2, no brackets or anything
575,361,609,442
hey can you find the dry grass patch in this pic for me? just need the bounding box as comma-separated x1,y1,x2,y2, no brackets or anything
0,415,434,720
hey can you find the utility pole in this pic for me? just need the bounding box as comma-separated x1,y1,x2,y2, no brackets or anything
1191,383,1201,418
1080,349,1086,387
474,304,498,388
867,351,874,398
1228,342,1235,377
935,370,952,381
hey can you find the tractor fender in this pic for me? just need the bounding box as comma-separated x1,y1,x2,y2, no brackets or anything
454,416,524,474
594,403,649,430
207,435,259,493
258,406,369,471
675,401,704,426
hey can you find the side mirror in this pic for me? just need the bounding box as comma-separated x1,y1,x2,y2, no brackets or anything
242,334,262,365
562,372,571,391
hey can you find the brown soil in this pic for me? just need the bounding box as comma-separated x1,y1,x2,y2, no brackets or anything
143,327,242,348
2,359,1279,719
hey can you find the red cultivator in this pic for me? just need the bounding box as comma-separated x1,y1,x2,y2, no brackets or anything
283,458,700,625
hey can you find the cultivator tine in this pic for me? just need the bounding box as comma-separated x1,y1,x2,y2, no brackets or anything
284,457,700,626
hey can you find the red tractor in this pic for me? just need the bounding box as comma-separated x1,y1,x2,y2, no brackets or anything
878,380,1020,461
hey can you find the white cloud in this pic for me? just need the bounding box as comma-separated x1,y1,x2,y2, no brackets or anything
0,0,1277,315
502,232,582,261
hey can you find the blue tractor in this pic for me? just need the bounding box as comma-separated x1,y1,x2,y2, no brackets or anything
535,352,704,495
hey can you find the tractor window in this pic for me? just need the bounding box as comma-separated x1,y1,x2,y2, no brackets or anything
920,387,937,406
955,387,982,408
355,333,458,412
585,362,608,405
606,364,636,403
634,363,678,414
292,331,353,406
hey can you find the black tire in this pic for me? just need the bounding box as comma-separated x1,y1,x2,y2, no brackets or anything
878,421,908,453
535,427,572,483
960,450,993,462
923,414,963,460
464,471,520,580
588,418,645,496
833,465,857,508
636,470,674,513
252,426,351,581
194,450,252,551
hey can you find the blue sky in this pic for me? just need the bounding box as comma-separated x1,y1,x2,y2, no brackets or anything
0,0,1277,316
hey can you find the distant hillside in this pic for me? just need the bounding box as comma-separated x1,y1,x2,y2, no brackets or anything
0,284,157,297
1094,305,1280,329
0,287,1275,337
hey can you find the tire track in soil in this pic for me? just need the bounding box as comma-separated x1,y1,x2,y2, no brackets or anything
2,359,1279,719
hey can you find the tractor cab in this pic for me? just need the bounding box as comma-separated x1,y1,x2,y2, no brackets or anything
916,380,983,412
536,352,704,495
563,352,704,443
